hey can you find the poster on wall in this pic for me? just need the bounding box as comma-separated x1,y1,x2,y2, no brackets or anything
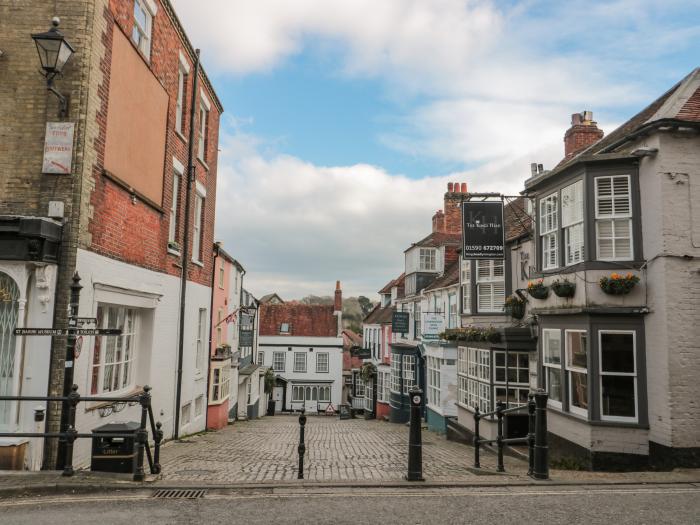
42,122,75,174
461,200,505,259
422,313,445,340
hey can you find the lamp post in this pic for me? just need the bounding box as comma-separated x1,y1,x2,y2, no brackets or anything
31,17,75,118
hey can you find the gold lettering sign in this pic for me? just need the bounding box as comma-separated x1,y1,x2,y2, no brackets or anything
0,288,13,302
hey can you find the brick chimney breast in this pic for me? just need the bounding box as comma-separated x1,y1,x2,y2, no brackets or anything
432,209,446,233
334,281,342,312
443,182,467,234
564,110,604,159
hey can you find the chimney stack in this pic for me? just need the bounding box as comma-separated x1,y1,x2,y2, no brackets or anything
564,111,604,159
432,210,445,233
443,182,467,234
334,280,342,312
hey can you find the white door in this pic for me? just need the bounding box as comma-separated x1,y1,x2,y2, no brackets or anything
304,385,318,413
273,386,283,403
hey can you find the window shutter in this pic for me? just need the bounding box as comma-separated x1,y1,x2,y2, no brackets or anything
613,177,631,216
493,282,505,309
477,260,490,281
562,180,583,227
596,176,630,218
478,283,492,312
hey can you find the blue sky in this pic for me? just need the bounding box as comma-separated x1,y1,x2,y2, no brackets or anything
172,0,700,299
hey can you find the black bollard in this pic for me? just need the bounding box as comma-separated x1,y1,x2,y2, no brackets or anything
495,401,505,472
533,389,549,480
297,408,306,479
527,394,536,477
473,406,481,468
406,386,424,481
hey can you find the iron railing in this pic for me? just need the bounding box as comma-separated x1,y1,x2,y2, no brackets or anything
0,384,163,481
473,389,549,479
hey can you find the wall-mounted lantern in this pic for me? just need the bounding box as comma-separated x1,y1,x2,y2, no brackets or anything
31,17,75,118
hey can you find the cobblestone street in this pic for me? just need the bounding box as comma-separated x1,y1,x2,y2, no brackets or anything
159,415,528,483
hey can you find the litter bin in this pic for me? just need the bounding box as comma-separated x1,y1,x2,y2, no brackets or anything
267,400,276,416
91,421,140,473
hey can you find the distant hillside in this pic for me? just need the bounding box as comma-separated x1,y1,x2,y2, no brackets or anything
298,295,375,333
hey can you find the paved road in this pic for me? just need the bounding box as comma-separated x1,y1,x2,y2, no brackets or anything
159,415,528,483
2,484,700,524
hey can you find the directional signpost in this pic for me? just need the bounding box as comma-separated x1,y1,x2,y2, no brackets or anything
14,328,122,336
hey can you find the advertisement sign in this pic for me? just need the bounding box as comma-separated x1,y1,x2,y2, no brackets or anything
42,122,75,174
462,201,505,259
392,311,410,333
422,313,445,340
239,329,254,347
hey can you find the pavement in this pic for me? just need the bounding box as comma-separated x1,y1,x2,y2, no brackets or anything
1,415,699,496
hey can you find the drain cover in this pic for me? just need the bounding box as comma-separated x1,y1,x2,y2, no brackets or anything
153,489,206,499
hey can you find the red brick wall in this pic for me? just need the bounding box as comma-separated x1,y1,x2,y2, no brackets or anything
259,303,337,337
443,182,468,234
89,0,221,286
564,125,603,158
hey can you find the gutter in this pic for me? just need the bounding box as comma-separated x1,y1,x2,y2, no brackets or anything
174,49,201,439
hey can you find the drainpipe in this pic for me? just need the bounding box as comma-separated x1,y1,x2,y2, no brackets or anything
174,49,200,439
204,242,221,430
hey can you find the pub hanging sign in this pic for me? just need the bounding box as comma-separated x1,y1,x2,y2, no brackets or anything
461,200,505,259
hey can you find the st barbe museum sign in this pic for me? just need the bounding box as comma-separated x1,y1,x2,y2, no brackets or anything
461,201,505,259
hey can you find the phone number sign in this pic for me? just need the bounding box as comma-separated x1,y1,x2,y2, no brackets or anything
462,201,505,259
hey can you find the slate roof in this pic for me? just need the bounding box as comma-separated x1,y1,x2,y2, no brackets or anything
363,305,394,325
259,293,284,304
423,260,460,292
504,197,532,242
407,232,461,252
525,67,700,190
259,302,337,337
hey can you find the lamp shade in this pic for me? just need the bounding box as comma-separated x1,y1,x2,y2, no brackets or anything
31,18,75,75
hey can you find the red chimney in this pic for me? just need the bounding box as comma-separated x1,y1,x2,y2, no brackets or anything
564,111,604,159
432,210,445,233
443,182,466,234
334,281,342,312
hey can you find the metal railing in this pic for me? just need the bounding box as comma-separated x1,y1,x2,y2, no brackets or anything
473,389,549,480
0,384,163,481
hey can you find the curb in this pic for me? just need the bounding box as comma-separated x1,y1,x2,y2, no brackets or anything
2,477,699,498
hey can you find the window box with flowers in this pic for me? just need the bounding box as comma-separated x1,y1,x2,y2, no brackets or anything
551,279,576,298
504,295,526,319
527,280,550,300
599,273,639,295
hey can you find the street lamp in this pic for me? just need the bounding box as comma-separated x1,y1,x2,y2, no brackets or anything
31,17,75,118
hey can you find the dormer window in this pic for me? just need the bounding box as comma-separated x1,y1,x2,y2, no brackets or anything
279,323,290,334
419,248,436,271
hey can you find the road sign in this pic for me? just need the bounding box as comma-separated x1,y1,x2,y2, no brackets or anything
14,328,122,336
462,200,505,259
72,317,98,325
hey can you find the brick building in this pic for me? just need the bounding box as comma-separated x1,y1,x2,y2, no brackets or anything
258,283,344,413
0,0,222,469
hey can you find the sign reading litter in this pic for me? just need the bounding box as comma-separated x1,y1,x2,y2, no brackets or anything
462,200,505,259
392,311,410,333
42,122,75,174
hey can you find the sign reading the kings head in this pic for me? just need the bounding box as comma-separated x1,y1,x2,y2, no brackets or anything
462,201,505,259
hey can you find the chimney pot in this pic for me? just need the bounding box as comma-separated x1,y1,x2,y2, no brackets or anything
530,163,538,176
460,182,467,193
447,182,453,192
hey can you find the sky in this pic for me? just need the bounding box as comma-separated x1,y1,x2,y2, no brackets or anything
170,0,700,300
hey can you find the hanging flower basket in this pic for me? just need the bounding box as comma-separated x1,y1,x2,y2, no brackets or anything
527,280,550,300
551,279,576,298
504,295,526,319
599,273,640,295
360,362,377,382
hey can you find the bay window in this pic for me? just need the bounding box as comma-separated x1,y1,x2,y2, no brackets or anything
595,176,633,260
427,356,441,407
390,354,401,393
600,331,637,421
494,351,530,407
210,366,230,404
476,260,505,313
562,180,584,265
542,329,562,408
566,330,588,416
540,193,559,270
91,305,138,395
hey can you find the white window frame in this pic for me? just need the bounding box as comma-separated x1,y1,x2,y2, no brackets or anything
210,366,230,403
565,330,588,418
272,352,286,372
599,330,638,423
90,305,139,395
595,175,633,261
461,259,471,314
390,355,401,393
476,260,505,313
419,248,437,271
542,329,563,410
131,0,156,60
562,180,584,266
427,356,441,408
316,352,329,373
169,158,184,247
294,352,307,373
280,323,290,334
198,91,211,162
402,355,416,394
540,192,559,270
192,183,205,264
354,374,366,398
257,351,264,365
196,307,207,375
493,351,530,408
175,52,190,135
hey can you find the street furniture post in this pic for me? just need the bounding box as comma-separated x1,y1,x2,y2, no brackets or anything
496,400,505,472
406,386,424,481
533,389,549,480
297,408,306,479
527,393,536,476
62,384,80,476
133,385,151,481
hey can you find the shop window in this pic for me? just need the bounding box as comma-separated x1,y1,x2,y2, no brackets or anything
600,331,637,422
542,329,562,409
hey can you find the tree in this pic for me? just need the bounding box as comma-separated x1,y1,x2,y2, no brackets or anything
358,296,374,316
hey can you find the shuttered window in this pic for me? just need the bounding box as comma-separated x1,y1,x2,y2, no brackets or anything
539,193,558,269
461,260,471,314
595,176,632,260
476,260,505,313
562,180,584,265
